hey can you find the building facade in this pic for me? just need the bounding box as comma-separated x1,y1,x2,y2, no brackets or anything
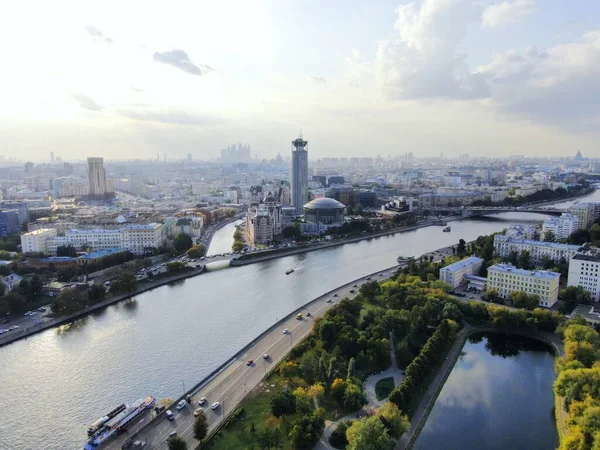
570,203,597,230
87,157,114,198
439,256,483,289
20,228,57,254
493,235,580,264
246,192,282,245
291,134,308,214
567,247,600,302
487,263,560,307
542,213,579,240
303,198,345,228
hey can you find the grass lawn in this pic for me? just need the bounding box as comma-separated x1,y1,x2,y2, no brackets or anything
375,377,395,401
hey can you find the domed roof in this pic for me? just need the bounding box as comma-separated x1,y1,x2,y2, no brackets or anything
303,197,345,210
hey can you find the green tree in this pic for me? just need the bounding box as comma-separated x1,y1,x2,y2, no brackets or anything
543,230,556,243
193,410,208,442
52,288,86,314
508,291,539,310
331,378,347,404
256,427,282,449
330,421,351,449
590,223,600,244
232,228,245,252
343,383,367,411
518,250,532,270
377,402,410,438
4,292,26,313
482,289,499,302
186,245,206,258
174,232,193,253
56,245,77,257
110,273,137,293
561,286,593,314
347,357,356,381
457,239,466,256
288,409,325,450
270,390,296,422
346,416,391,450
88,284,106,303
279,361,300,379
167,436,188,450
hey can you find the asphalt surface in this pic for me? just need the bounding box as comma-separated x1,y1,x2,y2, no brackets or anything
0,305,53,339
101,267,401,450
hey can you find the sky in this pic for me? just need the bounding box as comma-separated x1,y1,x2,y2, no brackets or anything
1,0,599,161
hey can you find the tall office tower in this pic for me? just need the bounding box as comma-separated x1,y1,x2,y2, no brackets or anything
291,133,308,214
50,152,55,163
87,157,108,197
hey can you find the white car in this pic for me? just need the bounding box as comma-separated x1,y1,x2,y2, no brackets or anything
283,328,289,334
9,325,19,330
198,397,207,405
211,402,220,410
263,353,269,360
176,400,187,410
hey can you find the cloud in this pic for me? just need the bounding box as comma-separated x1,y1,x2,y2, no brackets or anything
152,49,214,76
130,86,145,93
475,31,600,128
482,0,537,29
71,93,102,111
118,107,218,125
85,25,113,44
374,0,490,100
310,76,326,84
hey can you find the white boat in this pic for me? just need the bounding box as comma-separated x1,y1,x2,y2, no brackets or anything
443,226,451,232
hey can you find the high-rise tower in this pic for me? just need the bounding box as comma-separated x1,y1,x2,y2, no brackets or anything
87,157,109,198
291,133,308,214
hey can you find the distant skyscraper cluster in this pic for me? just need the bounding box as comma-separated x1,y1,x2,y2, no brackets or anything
221,143,251,163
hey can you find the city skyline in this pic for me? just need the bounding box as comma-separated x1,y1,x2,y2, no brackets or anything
2,1,600,161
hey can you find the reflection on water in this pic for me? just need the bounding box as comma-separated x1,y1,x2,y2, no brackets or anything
414,333,558,450
56,316,89,336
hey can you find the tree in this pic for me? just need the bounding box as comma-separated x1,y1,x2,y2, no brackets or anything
56,245,77,257
346,416,391,450
288,409,325,450
57,267,77,282
270,390,296,422
331,378,347,404
508,291,539,310
256,427,282,449
110,273,137,293
359,281,381,301
52,288,86,314
482,289,499,302
293,387,312,413
377,402,409,438
561,286,593,314
88,284,106,303
193,410,208,442
307,383,325,400
330,421,351,449
518,250,532,270
543,230,556,243
279,361,299,379
186,245,206,258
4,292,26,313
174,232,193,253
343,383,367,411
167,436,188,450
457,239,466,256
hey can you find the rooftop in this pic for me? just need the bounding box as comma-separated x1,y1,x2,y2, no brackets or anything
22,228,55,236
488,263,560,280
304,197,345,210
570,304,600,324
573,247,600,262
494,235,581,250
79,248,129,260
442,256,483,272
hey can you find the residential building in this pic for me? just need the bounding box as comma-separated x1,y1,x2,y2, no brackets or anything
291,134,308,214
493,235,580,265
246,192,282,245
567,247,600,302
2,273,22,291
122,223,165,256
20,228,57,254
568,304,600,326
570,203,597,230
87,157,114,198
439,256,484,289
487,264,560,307
542,213,579,240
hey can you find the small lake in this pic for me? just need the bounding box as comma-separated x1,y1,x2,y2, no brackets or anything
413,332,558,450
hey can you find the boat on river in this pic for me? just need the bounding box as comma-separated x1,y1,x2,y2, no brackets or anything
286,269,294,275
443,226,451,232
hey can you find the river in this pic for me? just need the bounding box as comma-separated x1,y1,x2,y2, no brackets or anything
413,332,558,450
206,220,243,256
0,210,580,450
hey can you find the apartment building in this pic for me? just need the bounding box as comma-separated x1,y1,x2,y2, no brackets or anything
439,256,483,289
542,213,579,240
567,247,600,302
570,203,598,230
20,228,57,254
122,223,164,255
493,235,580,264
487,263,560,307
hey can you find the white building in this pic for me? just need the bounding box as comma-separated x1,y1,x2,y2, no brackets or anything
542,213,579,240
505,225,537,240
20,228,57,254
66,228,123,252
487,263,560,308
439,256,483,289
493,235,581,265
2,273,22,291
570,203,598,230
567,247,600,302
122,223,165,255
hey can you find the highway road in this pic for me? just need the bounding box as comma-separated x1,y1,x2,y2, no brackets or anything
102,266,401,450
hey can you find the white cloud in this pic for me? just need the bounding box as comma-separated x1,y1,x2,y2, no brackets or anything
475,31,600,128
482,0,537,29
374,0,490,100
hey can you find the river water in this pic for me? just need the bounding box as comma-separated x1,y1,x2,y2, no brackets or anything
0,202,590,449
206,220,243,256
413,333,558,450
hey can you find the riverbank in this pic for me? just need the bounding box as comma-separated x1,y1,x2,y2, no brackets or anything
0,266,205,349
398,326,564,450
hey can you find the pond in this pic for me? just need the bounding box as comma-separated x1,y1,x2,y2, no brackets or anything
413,332,558,450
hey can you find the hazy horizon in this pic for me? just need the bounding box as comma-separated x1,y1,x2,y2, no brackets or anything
2,0,599,161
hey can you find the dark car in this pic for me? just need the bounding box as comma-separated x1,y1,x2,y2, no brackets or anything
246,360,254,366
349,289,355,293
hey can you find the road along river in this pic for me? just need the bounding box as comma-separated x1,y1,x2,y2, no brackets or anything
0,212,560,450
